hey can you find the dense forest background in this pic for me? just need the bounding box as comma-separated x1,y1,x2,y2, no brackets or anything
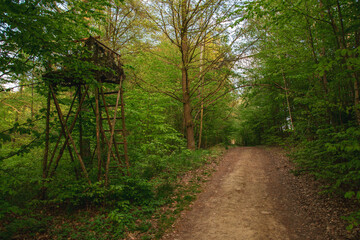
1,0,360,239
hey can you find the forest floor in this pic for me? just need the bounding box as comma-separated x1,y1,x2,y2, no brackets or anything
161,147,360,240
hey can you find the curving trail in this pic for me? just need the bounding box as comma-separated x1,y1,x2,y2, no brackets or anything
162,147,323,240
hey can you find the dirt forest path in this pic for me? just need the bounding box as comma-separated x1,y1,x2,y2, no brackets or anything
162,147,359,240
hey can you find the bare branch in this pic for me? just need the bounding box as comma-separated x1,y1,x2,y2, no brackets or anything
132,71,183,102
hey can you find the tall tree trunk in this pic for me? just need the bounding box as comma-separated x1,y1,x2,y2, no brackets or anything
182,68,196,150
354,31,360,125
318,0,330,95
181,0,196,150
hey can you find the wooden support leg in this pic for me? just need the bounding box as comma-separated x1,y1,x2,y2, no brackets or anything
50,86,88,178
102,80,122,186
46,86,79,177
50,85,91,184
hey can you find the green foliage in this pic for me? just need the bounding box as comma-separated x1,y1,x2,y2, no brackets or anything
0,215,49,240
0,140,216,239
233,0,360,231
0,146,43,219
234,89,290,146
45,176,154,209
42,149,215,239
125,84,186,157
0,0,107,80
291,126,360,192
342,190,360,231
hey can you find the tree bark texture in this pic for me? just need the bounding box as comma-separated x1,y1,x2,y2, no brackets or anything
182,68,196,150
180,0,196,150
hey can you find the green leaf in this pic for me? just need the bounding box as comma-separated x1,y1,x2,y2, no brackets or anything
345,191,355,199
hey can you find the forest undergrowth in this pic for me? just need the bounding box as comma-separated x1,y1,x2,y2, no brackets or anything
0,146,224,240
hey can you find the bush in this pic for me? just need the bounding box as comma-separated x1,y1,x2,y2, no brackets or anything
290,125,360,230
291,126,360,194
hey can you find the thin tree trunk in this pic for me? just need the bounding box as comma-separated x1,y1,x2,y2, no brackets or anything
334,0,360,125
198,101,204,148
354,31,360,125
336,0,346,49
95,88,102,181
14,86,23,124
323,1,341,49
318,0,330,95
31,83,34,119
78,86,84,163
41,89,51,199
198,39,204,148
355,78,360,125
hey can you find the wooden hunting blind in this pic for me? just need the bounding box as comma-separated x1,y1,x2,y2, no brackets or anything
42,36,129,186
